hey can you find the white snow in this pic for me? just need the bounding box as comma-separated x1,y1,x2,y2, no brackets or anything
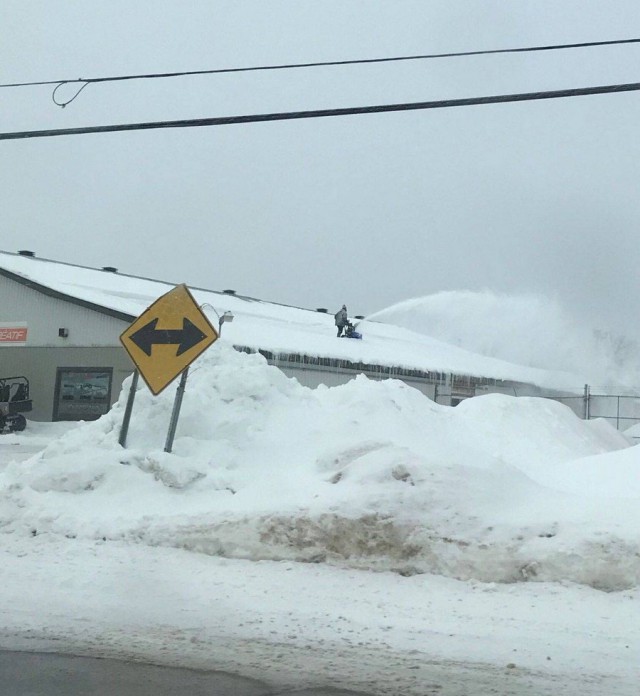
1,343,639,694
369,290,640,388
0,250,584,390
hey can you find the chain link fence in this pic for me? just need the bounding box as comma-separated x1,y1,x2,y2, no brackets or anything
547,386,640,436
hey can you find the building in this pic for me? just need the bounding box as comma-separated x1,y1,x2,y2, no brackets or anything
0,250,576,422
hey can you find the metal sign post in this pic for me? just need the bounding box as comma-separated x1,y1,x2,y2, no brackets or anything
164,368,189,453
118,369,139,448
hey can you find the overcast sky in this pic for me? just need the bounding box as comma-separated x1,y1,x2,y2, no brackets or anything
2,1,640,338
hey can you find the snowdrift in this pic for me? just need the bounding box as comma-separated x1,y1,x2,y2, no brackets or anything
1,343,638,591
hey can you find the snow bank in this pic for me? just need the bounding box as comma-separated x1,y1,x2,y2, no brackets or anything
0,343,637,591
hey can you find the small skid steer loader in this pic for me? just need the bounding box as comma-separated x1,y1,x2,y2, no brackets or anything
0,376,32,433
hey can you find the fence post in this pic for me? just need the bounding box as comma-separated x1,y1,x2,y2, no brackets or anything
583,384,590,420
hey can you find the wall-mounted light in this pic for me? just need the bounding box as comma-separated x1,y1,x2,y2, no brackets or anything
219,311,234,334
199,304,235,336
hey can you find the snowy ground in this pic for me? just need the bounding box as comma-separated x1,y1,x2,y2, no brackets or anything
1,534,637,695
1,344,639,694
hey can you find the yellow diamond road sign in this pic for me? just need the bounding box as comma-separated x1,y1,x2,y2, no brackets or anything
120,284,218,395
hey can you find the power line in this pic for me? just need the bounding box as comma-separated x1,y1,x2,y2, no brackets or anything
2,37,640,90
1,80,638,141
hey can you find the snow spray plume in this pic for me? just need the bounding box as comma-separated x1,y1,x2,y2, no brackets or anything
366,291,640,389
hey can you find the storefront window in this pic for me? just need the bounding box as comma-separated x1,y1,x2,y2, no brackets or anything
53,368,113,421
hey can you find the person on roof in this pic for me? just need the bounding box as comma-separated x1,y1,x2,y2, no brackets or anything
335,304,348,337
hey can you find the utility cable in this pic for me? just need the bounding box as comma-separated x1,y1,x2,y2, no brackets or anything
51,81,90,107
1,80,638,141
1,36,640,93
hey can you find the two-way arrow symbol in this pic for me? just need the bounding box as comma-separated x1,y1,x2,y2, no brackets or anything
129,317,207,357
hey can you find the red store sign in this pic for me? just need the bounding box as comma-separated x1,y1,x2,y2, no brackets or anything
0,325,28,344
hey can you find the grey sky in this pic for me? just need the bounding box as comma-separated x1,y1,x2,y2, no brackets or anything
2,1,640,337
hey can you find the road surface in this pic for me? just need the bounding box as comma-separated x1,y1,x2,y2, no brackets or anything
0,651,372,696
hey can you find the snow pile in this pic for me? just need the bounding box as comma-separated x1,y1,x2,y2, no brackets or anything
0,343,638,591
367,290,640,388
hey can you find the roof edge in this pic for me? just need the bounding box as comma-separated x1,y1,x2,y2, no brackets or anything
0,249,317,314
0,267,136,323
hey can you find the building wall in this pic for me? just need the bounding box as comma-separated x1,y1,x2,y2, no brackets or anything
1,346,134,421
0,275,135,420
0,274,127,347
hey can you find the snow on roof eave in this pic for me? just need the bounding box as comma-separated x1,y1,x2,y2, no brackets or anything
234,343,441,378
0,250,312,314
0,265,137,323
233,343,581,394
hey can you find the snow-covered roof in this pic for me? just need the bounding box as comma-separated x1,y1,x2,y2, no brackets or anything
0,250,579,389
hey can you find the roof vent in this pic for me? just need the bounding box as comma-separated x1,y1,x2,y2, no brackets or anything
18,250,35,257
102,266,118,273
223,289,236,295
316,308,328,313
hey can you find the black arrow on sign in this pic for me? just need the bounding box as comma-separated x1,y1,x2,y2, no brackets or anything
129,317,207,357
